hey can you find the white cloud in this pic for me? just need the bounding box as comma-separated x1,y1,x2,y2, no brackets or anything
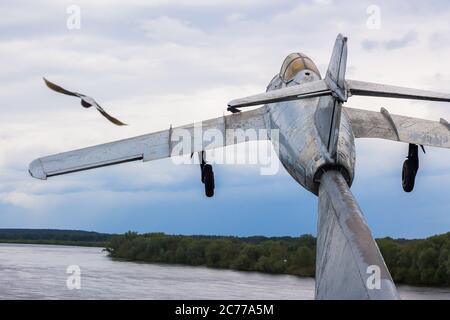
139,16,207,44
0,192,47,209
225,13,245,23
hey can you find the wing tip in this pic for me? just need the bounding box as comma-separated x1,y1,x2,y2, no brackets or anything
227,100,236,108
29,159,47,180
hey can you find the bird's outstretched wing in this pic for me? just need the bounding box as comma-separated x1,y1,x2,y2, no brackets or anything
95,104,127,126
43,77,81,97
42,78,127,126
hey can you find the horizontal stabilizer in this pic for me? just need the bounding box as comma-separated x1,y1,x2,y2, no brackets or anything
347,80,450,103
227,80,330,109
227,78,450,111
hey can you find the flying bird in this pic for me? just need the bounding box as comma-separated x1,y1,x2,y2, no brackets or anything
43,78,127,126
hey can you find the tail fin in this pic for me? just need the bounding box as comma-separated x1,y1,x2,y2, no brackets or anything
325,34,348,101
321,34,348,158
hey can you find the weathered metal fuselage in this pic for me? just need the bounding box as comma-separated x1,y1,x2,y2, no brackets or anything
266,61,356,195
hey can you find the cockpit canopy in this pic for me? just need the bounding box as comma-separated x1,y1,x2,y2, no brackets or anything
279,53,321,83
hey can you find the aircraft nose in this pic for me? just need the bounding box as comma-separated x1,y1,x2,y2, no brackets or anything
29,159,47,180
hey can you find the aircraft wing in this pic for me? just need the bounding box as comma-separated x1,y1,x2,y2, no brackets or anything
343,107,450,149
29,107,268,180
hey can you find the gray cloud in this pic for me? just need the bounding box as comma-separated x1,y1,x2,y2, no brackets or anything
384,30,418,50
361,39,378,51
361,30,418,51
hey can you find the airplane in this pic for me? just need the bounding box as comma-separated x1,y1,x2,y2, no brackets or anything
28,34,450,299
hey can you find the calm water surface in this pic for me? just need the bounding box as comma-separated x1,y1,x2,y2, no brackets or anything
0,243,448,300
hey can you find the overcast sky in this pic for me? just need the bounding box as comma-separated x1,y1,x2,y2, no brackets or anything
0,0,449,238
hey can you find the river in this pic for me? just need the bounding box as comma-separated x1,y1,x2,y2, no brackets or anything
0,243,448,300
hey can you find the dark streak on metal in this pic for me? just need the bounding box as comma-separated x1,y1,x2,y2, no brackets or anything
380,107,400,140
320,171,393,281
168,124,173,156
440,118,450,131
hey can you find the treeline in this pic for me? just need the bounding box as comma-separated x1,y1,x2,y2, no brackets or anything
0,229,111,247
377,234,449,286
107,232,316,276
107,232,450,287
